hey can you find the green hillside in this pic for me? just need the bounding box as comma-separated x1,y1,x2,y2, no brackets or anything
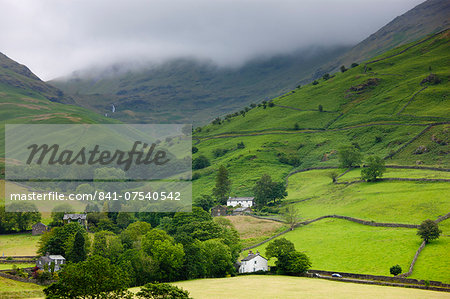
193,31,449,282
0,52,119,164
192,30,449,196
334,0,450,69
51,47,348,125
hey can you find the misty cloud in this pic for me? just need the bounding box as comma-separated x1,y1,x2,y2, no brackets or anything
0,0,424,80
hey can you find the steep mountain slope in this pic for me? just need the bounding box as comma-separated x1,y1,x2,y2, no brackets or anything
191,30,449,196
51,47,348,125
0,53,73,104
330,0,450,70
51,0,449,126
0,52,118,160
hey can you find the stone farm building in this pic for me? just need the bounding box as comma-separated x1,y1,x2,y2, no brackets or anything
232,207,253,216
63,214,87,228
227,197,254,208
32,222,48,235
36,253,66,271
211,205,227,217
239,251,268,273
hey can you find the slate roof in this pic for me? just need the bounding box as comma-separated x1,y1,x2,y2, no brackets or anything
32,222,47,227
63,214,87,220
241,253,267,262
38,254,65,263
227,197,254,202
211,205,227,210
48,255,65,260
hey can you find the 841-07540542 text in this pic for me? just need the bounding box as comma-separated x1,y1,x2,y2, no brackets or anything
9,191,182,201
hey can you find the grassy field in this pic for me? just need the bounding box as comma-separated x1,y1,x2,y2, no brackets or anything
0,276,43,299
221,216,287,248
244,219,422,275
253,168,450,282
408,220,450,283
0,233,39,256
286,169,450,224
0,263,34,270
168,276,449,299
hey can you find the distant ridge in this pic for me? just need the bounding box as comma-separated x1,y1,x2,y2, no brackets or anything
331,0,450,69
0,52,74,104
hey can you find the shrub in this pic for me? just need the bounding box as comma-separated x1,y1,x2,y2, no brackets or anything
192,172,201,180
312,80,319,85
268,102,274,107
278,153,300,167
212,117,221,125
318,104,323,112
421,73,441,85
351,62,359,68
137,283,191,299
390,264,402,276
294,123,299,130
213,148,228,158
329,171,339,183
340,65,347,73
322,73,330,80
38,270,52,282
192,147,198,154
237,142,245,149
193,155,210,170
374,136,382,143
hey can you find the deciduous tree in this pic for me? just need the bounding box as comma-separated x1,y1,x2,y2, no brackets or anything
212,165,231,205
417,219,442,243
361,156,385,181
338,145,362,168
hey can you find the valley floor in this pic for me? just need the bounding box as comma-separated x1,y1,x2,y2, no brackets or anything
130,276,450,299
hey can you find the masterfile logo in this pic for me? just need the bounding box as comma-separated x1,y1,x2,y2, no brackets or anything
5,124,192,213
26,141,170,171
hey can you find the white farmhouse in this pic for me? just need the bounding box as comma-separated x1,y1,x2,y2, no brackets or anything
36,253,66,271
239,251,268,273
227,197,254,208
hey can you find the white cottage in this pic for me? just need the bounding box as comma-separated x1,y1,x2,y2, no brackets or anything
36,253,66,271
239,251,268,273
227,197,254,208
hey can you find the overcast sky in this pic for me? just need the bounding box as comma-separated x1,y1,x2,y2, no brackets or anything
0,0,424,80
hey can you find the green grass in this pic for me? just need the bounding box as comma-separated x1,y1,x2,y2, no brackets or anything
0,233,40,256
0,263,34,270
0,276,43,298
287,169,449,224
192,124,428,197
338,168,450,182
147,276,450,299
238,167,450,282
245,219,421,275
409,220,450,283
191,33,449,199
